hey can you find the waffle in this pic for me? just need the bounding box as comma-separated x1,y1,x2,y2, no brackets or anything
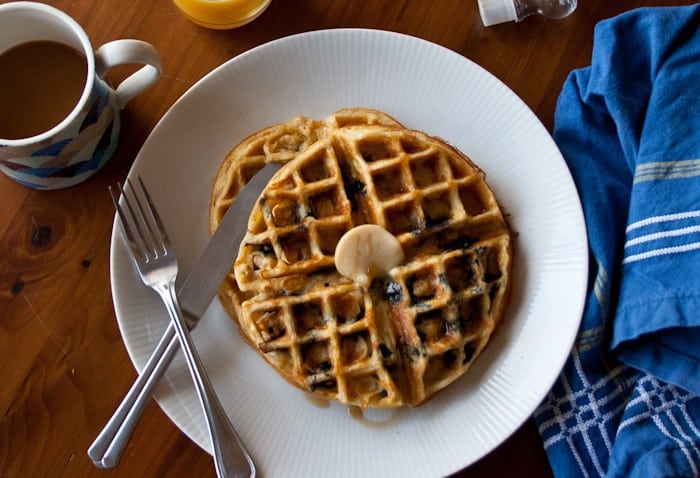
223,123,513,408
209,108,402,235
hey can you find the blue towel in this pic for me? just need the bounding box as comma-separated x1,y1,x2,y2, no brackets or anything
534,5,700,477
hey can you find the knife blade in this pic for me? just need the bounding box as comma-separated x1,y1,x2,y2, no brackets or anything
89,162,281,468
179,162,281,318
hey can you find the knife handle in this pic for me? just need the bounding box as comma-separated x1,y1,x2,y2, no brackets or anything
87,323,179,468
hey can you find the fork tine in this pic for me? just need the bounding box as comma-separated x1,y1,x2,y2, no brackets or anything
110,183,148,262
125,178,161,259
133,176,170,257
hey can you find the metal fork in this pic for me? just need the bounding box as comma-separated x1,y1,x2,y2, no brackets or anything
109,177,255,478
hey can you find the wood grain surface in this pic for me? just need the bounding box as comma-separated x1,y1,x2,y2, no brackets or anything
0,1,696,476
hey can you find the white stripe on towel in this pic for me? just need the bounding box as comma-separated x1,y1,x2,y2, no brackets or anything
624,210,700,264
623,241,700,264
625,225,700,247
626,210,700,233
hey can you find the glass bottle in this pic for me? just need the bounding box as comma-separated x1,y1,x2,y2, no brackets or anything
478,0,577,26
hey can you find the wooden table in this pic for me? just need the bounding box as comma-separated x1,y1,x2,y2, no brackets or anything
1,0,695,476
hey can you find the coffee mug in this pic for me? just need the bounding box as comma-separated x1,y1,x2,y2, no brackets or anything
0,1,161,189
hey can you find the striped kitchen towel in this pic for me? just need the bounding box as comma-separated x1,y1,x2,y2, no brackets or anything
534,5,700,477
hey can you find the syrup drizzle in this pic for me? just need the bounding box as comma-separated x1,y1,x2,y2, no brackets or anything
304,393,402,429
347,405,402,429
303,393,331,409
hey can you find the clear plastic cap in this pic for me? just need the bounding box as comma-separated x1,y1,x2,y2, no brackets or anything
478,0,518,26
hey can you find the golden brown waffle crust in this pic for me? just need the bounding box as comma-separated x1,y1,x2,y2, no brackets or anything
210,110,513,409
209,108,402,235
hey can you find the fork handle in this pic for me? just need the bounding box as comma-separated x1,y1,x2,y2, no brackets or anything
88,322,179,467
159,284,255,478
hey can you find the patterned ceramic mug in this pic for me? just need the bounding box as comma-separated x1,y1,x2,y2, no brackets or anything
0,2,161,189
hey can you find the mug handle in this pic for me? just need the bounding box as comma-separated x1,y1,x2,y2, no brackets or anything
95,40,162,110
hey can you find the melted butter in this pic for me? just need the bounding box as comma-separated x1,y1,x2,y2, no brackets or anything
335,224,404,287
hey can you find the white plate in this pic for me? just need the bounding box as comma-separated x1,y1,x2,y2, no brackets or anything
111,29,587,477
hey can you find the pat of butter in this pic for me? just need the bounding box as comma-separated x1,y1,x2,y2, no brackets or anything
335,225,404,287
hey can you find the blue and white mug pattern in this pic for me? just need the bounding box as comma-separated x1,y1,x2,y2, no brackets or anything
0,78,120,189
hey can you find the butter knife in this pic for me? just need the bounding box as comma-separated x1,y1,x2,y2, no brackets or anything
88,162,281,468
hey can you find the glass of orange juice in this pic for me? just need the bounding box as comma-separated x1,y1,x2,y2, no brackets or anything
172,0,271,29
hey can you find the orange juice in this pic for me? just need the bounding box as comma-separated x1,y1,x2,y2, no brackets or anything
172,0,271,29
